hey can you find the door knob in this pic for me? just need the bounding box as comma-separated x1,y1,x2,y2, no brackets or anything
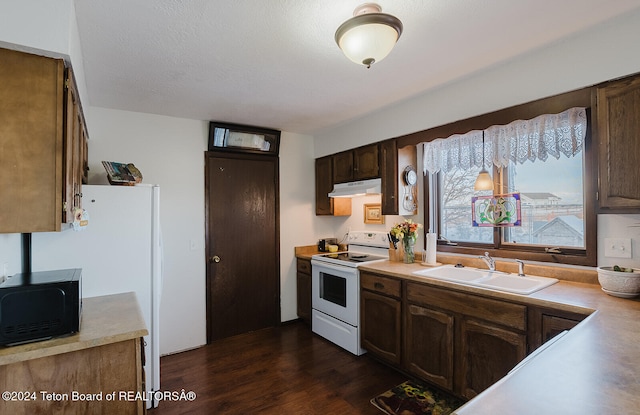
210,255,221,263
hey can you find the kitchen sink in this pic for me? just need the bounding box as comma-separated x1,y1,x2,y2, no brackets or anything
412,264,558,295
477,274,558,294
413,265,492,282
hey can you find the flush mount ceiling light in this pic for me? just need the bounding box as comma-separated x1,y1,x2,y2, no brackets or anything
474,131,494,191
335,3,403,68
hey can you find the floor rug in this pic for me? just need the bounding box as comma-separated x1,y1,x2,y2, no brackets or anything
371,380,466,415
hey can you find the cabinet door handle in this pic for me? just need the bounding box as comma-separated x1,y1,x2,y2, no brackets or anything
374,282,384,290
209,255,221,263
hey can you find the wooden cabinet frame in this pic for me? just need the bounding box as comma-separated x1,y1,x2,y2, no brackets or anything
404,282,526,399
332,143,380,183
0,47,88,233
380,139,398,215
315,156,351,216
527,306,589,352
404,303,454,390
315,140,411,216
359,274,592,399
596,74,640,211
360,273,402,365
458,318,526,399
296,258,312,325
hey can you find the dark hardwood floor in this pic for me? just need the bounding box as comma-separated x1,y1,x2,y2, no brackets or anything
150,321,406,414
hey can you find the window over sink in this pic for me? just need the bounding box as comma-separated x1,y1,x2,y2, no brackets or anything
423,107,596,266
437,154,585,247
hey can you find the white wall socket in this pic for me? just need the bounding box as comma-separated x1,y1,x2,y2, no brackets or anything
604,238,632,258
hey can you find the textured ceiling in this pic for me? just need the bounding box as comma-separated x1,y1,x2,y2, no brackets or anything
74,0,640,134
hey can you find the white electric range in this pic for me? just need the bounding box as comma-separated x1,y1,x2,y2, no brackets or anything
310,231,389,355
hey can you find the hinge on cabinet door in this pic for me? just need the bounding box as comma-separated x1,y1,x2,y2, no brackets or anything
64,78,70,89
596,191,599,201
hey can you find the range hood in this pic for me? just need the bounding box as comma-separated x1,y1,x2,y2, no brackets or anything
328,178,382,198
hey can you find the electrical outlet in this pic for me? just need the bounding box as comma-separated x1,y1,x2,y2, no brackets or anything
604,238,632,258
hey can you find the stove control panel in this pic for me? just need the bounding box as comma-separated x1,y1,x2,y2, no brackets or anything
347,231,389,248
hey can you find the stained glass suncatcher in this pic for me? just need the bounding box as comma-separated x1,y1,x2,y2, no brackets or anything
472,193,521,227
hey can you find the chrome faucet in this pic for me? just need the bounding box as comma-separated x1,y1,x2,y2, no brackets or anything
516,259,525,277
479,252,496,272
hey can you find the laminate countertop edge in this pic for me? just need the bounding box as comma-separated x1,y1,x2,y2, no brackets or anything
356,260,640,414
294,246,322,259
0,292,148,366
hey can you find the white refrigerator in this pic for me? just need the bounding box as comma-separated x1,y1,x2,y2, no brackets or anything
31,184,162,409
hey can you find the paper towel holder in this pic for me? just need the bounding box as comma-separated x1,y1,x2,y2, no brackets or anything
421,231,441,267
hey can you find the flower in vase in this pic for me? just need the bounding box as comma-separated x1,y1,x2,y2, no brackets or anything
390,219,422,241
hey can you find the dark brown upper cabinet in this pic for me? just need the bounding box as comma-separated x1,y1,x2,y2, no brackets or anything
596,73,640,211
380,139,398,215
332,143,379,183
315,156,351,216
315,140,417,217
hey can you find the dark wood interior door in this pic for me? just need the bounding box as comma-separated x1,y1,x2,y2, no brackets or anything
205,152,280,342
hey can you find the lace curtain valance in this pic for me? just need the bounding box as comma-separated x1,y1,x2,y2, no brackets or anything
422,107,587,175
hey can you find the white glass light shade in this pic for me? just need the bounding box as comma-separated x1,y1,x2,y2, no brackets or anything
337,22,399,66
474,169,494,191
335,5,403,68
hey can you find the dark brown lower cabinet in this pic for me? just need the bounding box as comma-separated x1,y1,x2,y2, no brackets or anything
405,304,454,391
296,258,312,326
402,282,527,399
458,318,526,399
541,315,578,342
361,274,588,401
361,273,402,365
528,307,588,352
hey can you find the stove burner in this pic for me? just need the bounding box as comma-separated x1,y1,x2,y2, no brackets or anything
313,251,387,265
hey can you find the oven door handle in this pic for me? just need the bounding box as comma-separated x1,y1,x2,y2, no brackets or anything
311,260,354,275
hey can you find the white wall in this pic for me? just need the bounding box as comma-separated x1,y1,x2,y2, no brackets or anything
85,110,327,352
598,215,640,269
313,8,640,268
0,236,21,277
0,106,324,356
279,133,328,321
0,107,212,355
314,9,640,157
83,108,209,355
0,0,73,56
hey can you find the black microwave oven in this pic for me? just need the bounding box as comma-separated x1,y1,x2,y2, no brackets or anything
0,268,82,346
